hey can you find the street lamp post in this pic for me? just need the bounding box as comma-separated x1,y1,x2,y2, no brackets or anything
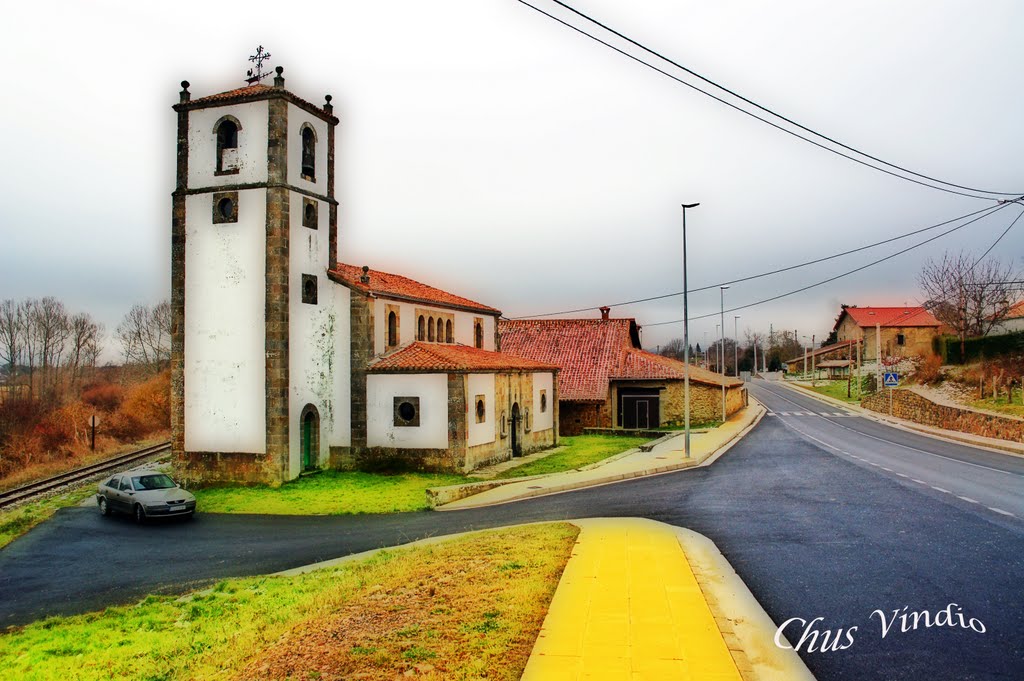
681,202,699,458
720,286,729,422
734,315,741,379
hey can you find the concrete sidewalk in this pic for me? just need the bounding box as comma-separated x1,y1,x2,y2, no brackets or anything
435,403,765,510
522,518,813,681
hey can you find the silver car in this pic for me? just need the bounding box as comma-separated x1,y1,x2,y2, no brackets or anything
96,470,197,522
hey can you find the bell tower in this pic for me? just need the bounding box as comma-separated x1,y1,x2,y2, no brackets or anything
171,66,340,484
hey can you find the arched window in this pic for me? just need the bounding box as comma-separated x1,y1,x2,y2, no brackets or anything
215,117,240,174
427,317,435,342
436,318,444,343
474,321,484,349
300,125,316,180
388,311,398,347
445,319,453,343
418,315,425,341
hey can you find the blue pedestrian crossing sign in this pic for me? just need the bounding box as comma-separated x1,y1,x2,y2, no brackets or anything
883,372,899,387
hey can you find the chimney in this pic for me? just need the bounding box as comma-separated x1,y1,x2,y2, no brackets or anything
360,265,370,284
599,306,610,320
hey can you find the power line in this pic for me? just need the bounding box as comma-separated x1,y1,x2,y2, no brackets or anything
970,205,1024,269
516,0,1014,200
508,202,1007,319
643,200,1015,327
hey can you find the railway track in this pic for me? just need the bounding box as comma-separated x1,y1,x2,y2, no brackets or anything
0,441,172,510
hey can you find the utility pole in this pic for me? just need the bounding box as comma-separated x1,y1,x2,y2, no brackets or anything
734,315,740,379
720,286,729,421
811,333,816,386
681,202,698,458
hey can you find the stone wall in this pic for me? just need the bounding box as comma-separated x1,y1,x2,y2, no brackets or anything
862,388,1024,442
650,381,746,425
561,400,610,436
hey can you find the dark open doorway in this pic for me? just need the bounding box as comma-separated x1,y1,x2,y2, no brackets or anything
511,402,522,457
300,405,320,471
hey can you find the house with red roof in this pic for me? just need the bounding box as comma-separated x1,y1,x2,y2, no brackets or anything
170,73,557,484
987,299,1024,336
499,310,746,436
832,305,943,361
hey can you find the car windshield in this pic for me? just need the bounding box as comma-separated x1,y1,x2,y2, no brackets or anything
131,474,176,490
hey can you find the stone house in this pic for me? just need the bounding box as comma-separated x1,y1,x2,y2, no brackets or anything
987,300,1024,336
832,306,942,361
170,72,557,485
498,312,746,436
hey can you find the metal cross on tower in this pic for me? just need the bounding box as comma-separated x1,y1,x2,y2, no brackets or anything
245,45,272,85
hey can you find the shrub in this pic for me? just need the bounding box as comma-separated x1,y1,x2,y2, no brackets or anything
81,383,124,411
915,355,944,384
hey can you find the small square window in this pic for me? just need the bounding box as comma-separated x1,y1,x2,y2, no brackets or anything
302,274,318,305
475,395,486,423
212,192,238,224
896,333,906,346
302,198,318,229
394,396,420,427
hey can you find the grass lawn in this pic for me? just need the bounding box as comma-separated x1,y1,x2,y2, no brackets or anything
195,470,466,515
0,486,97,550
0,523,578,681
495,434,649,479
971,393,1024,418
797,379,862,404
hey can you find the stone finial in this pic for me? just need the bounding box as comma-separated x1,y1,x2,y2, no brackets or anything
360,265,370,284
273,65,285,88
324,94,333,114
179,80,191,103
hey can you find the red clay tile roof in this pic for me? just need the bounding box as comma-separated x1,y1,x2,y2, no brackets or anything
839,306,940,328
1005,300,1024,320
329,263,500,315
367,342,558,373
175,83,338,124
498,319,739,401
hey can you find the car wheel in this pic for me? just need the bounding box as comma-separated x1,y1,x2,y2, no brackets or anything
99,497,111,517
134,504,146,524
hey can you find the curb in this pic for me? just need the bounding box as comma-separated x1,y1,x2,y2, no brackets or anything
434,403,766,511
777,381,1024,458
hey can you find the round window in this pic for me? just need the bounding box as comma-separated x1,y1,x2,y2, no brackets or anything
218,197,234,219
476,399,485,420
398,401,416,422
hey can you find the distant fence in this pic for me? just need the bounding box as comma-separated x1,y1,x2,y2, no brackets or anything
932,332,1024,364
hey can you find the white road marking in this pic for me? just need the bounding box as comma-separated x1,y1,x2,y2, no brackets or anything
932,486,950,493
780,412,790,416
881,467,893,472
896,473,908,478
868,462,881,467
988,507,1015,517
819,412,831,416
911,479,926,484
957,496,979,504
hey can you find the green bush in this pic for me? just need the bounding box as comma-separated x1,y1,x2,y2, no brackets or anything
934,332,1024,364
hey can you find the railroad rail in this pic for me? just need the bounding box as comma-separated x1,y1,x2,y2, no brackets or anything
0,441,172,510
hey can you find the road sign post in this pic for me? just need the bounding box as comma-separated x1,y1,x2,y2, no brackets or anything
883,372,899,415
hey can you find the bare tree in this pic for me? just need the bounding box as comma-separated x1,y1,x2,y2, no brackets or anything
67,313,103,385
918,251,1019,356
29,297,71,400
0,299,25,382
116,301,171,370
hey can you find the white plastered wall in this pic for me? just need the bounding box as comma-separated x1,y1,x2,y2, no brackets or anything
366,374,448,449
531,372,554,432
287,194,350,478
187,101,268,188
286,103,329,196
183,190,267,453
466,373,496,447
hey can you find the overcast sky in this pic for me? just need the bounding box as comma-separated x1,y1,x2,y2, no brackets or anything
2,0,1022,359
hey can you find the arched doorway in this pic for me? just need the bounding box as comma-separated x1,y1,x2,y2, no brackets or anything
300,405,320,471
510,402,522,457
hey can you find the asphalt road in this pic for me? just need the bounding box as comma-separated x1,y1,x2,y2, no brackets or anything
2,381,1022,680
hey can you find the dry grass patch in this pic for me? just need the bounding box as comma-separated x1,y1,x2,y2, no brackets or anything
0,523,579,681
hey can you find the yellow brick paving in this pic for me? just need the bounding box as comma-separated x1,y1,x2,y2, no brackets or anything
522,518,743,681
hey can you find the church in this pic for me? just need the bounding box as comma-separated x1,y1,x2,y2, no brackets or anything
170,67,559,485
